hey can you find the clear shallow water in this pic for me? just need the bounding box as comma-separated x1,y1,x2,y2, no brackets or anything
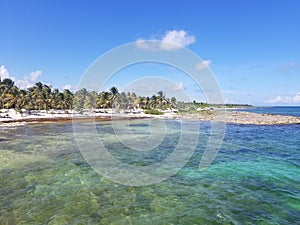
0,120,299,224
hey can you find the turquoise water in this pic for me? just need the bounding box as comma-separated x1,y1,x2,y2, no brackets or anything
0,119,300,224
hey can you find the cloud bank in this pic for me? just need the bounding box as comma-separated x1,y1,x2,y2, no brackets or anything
266,92,300,104
0,65,10,79
0,65,42,89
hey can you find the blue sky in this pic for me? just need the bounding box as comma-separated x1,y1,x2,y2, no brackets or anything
0,0,299,105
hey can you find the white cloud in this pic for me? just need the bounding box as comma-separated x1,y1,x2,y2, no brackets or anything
136,29,195,51
26,70,42,82
61,84,77,92
0,65,10,79
174,82,184,90
266,96,290,104
136,38,147,49
14,79,32,89
0,65,42,89
135,38,160,50
266,92,300,104
292,92,300,103
15,70,42,89
62,84,72,90
160,30,195,50
196,60,211,70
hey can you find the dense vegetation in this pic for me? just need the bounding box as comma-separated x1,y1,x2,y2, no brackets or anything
0,78,178,112
0,78,73,111
0,77,252,113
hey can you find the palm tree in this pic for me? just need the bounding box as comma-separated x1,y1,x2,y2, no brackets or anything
63,89,74,110
110,86,118,96
142,96,150,109
29,82,45,110
114,92,128,110
15,89,27,112
3,91,15,109
84,91,98,110
0,78,14,90
0,87,8,108
0,78,15,109
97,91,110,108
23,91,34,112
74,88,88,110
42,84,52,110
150,95,158,108
0,78,181,114
157,91,167,109
109,86,119,108
51,89,62,109
171,97,177,109
134,96,143,109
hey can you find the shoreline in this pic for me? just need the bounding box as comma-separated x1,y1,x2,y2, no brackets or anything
198,111,300,125
1,109,300,126
0,115,153,124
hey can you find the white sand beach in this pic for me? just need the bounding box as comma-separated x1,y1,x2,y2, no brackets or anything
1,108,300,126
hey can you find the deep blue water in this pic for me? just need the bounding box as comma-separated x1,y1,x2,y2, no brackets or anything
237,106,300,117
0,117,299,224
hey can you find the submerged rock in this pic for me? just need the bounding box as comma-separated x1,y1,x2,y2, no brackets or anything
71,159,89,167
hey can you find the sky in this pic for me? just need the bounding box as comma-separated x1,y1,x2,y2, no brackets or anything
0,0,299,105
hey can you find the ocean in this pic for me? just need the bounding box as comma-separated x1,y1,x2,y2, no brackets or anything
0,107,299,224
236,106,300,117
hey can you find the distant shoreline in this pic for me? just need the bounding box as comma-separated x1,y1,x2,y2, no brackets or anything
1,109,300,126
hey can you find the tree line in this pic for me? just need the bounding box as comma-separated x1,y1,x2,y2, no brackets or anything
0,78,177,112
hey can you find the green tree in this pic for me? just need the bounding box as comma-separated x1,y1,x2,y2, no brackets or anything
109,86,119,108
63,89,74,109
0,78,14,90
97,91,110,108
150,95,158,108
74,88,88,110
171,97,177,109
29,82,45,110
84,91,98,109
